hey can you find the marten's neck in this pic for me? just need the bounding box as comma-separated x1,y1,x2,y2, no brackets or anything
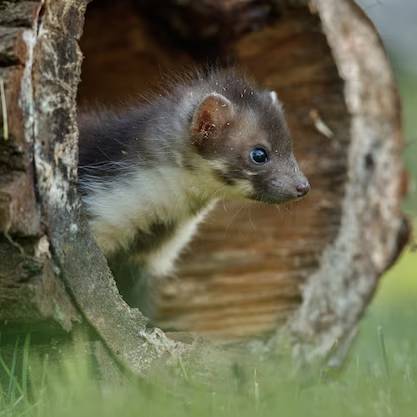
83,161,222,252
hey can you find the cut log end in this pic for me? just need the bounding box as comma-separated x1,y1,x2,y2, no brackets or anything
0,0,408,375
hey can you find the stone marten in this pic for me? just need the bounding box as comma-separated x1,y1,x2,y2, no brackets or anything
78,68,310,311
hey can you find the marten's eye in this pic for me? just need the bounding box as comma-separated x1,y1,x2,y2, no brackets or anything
250,147,269,164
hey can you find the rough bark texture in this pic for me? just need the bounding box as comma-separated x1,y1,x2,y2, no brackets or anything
0,0,408,375
0,0,79,332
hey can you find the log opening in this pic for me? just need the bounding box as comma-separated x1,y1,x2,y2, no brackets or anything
0,0,408,374
78,0,354,341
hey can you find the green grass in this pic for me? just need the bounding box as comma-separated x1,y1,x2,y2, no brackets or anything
1,249,416,417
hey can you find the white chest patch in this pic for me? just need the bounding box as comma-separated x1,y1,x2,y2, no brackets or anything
81,166,217,276
140,202,215,277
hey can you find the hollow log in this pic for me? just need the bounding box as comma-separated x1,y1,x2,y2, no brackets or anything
0,0,408,375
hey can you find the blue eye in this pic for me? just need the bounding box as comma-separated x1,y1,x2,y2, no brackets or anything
250,147,268,164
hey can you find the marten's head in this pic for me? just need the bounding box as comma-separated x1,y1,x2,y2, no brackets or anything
189,72,310,204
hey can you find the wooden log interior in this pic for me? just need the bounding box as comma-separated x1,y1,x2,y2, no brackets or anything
78,0,368,341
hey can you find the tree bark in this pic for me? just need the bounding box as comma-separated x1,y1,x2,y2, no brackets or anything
0,0,409,375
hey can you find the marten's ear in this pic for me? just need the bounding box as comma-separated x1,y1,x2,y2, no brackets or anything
191,93,234,142
269,90,283,111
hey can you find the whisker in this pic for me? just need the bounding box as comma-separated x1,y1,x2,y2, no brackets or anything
224,203,245,235
247,205,256,231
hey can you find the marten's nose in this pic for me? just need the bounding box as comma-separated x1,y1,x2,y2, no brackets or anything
296,180,310,197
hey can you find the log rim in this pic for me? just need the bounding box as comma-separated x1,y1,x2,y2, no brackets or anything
0,0,408,377
288,0,408,363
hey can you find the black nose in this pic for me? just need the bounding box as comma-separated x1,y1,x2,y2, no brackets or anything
296,180,310,197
